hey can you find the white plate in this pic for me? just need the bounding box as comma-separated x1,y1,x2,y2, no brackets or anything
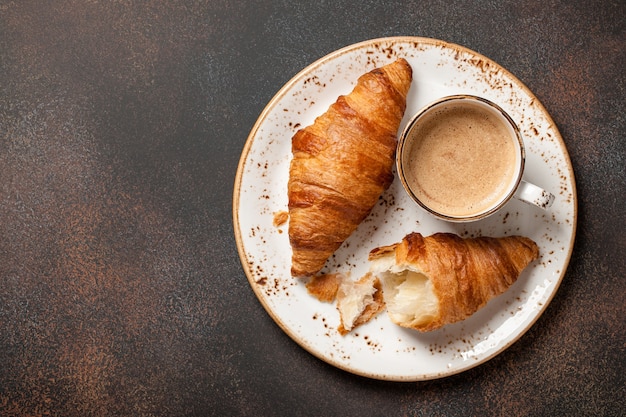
233,37,577,381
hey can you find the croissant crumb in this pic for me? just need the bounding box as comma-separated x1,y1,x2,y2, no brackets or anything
306,273,344,303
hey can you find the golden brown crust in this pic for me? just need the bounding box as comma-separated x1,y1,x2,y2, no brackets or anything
370,232,539,331
288,58,413,277
305,273,343,302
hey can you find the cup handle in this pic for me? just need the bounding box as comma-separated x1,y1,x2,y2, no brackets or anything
513,180,555,209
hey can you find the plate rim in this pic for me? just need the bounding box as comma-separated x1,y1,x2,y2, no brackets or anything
232,36,578,381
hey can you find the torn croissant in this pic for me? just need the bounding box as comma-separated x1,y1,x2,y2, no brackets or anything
369,232,539,332
288,58,413,277
336,273,385,335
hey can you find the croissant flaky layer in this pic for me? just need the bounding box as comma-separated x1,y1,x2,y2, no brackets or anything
368,232,539,331
288,58,413,277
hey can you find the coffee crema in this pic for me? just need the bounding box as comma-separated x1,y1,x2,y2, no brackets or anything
403,102,519,218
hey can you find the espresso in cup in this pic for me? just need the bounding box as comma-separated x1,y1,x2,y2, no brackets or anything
398,95,553,222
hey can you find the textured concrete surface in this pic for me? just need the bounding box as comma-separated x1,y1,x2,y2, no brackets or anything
1,1,624,416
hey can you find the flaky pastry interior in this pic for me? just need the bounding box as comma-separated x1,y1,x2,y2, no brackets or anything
370,254,439,329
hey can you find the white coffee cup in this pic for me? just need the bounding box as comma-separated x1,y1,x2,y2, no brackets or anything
397,95,554,222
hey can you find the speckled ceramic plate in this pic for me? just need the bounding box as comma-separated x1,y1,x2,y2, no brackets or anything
233,37,577,381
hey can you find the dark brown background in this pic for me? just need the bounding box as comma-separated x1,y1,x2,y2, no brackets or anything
1,1,624,416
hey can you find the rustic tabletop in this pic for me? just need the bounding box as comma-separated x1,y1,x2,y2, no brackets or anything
1,1,624,416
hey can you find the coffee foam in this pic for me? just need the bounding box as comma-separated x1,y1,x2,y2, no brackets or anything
402,100,521,218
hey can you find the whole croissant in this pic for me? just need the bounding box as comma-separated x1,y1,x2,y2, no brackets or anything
368,232,539,331
288,58,413,277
